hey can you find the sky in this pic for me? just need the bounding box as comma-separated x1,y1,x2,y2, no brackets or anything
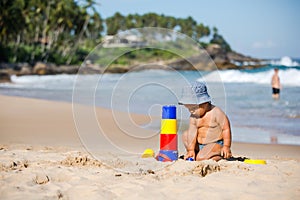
94,0,300,59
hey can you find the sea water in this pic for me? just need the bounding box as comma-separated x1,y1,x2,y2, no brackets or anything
1,58,300,145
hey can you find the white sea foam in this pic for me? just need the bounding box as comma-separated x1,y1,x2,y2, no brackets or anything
7,74,77,90
270,56,299,67
6,67,300,89
203,68,300,86
10,74,76,84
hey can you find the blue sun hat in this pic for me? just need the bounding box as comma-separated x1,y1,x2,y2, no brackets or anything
178,81,211,105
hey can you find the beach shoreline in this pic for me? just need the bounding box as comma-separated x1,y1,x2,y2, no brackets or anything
1,95,300,199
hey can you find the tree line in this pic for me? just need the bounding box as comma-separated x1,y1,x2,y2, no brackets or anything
0,0,230,65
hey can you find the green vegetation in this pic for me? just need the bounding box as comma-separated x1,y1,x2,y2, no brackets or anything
112,48,177,65
0,0,231,66
210,27,231,52
0,0,102,64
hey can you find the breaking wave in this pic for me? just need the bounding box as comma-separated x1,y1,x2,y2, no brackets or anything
203,66,300,86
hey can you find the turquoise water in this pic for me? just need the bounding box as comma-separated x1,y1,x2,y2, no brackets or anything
1,63,300,145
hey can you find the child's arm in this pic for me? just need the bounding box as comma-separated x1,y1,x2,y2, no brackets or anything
215,107,232,158
185,117,198,159
221,115,232,158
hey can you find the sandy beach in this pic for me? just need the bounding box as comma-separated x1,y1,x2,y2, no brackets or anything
1,95,300,199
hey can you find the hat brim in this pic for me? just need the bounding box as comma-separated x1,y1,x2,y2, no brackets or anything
178,96,211,105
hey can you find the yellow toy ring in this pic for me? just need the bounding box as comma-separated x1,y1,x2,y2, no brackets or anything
244,159,266,165
141,148,155,158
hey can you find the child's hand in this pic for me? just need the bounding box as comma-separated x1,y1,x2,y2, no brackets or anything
185,150,195,160
221,146,232,158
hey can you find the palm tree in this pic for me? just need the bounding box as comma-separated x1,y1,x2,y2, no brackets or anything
106,12,126,35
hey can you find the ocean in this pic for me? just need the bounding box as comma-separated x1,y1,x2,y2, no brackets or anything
1,57,300,145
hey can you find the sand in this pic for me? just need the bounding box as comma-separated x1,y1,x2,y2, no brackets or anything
1,95,300,199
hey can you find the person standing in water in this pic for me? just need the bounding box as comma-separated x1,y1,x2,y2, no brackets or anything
271,68,281,99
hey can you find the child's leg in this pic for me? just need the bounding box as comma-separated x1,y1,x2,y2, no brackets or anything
196,143,222,161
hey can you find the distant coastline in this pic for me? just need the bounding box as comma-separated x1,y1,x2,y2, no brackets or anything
0,43,267,83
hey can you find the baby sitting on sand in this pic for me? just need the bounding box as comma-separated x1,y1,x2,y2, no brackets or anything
179,81,232,161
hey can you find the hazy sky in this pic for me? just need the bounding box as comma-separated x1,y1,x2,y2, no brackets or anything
96,0,300,59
